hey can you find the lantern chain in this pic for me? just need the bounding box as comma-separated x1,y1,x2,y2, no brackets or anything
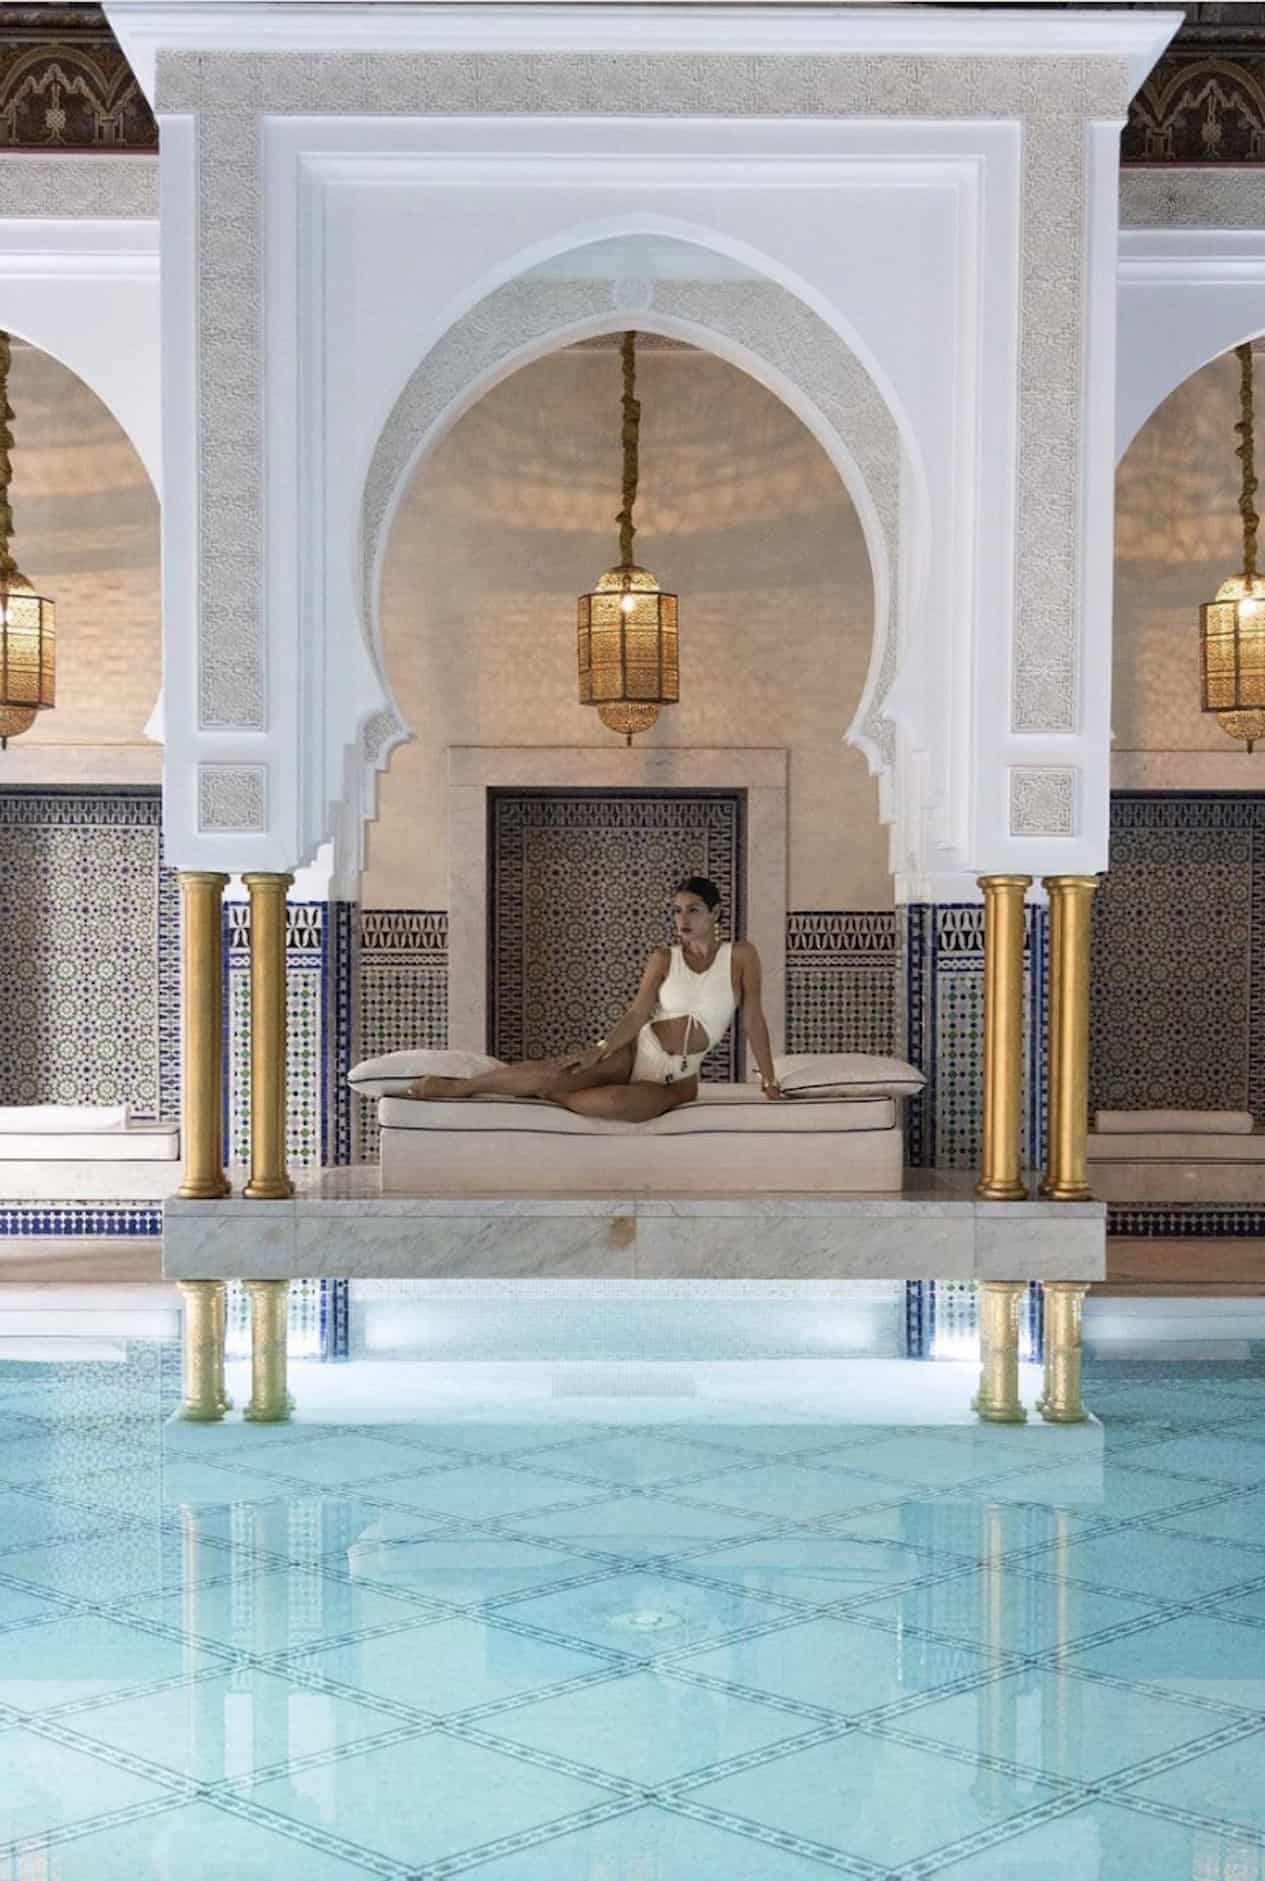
1237,341,1259,587
0,332,15,586
615,329,639,568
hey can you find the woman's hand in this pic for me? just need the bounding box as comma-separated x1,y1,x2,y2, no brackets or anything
560,1043,608,1075
760,1076,786,1102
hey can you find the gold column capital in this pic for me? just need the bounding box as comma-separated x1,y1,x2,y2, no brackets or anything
1040,874,1100,893
240,871,293,893
976,874,1035,890
180,870,231,890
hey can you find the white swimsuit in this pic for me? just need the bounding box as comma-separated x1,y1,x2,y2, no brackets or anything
632,943,737,1086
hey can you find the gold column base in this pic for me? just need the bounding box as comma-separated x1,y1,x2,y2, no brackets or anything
243,1279,293,1423
1036,1281,1090,1423
176,1280,230,1422
243,1176,296,1201
1037,1178,1093,1203
975,1178,1029,1203
973,1280,1028,1424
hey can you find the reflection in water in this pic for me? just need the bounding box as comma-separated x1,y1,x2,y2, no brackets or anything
1,1336,1264,1876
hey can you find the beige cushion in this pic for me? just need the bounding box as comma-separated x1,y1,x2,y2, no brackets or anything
349,1049,504,1099
1087,1130,1265,1162
378,1086,901,1196
774,1053,925,1098
1094,1109,1253,1135
0,1104,129,1133
379,1086,895,1137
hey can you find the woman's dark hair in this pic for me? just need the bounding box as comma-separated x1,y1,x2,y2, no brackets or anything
672,875,721,912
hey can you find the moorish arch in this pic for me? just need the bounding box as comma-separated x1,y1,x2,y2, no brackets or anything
335,245,927,895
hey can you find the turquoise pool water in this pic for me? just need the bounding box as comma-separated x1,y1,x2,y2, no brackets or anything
1,1330,1264,1877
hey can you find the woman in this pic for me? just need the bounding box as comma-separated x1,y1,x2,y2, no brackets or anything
409,875,784,1121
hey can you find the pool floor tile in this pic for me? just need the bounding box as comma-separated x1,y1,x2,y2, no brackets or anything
0,1724,177,1844
1127,1725,1265,1832
690,1728,1060,1868
854,1567,1156,1654
459,1801,849,1878
1047,1528,1265,1605
244,1728,614,1868
8,1799,390,1879
0,1611,227,1712
928,1797,1263,1880
1068,1610,1265,1710
500,1570,791,1660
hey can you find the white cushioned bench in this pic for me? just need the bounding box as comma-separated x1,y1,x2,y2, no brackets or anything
1087,1125,1265,1206
0,1119,182,1200
378,1085,903,1195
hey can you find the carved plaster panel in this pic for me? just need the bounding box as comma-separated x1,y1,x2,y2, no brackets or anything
197,762,267,833
152,49,1131,778
0,154,157,218
1009,766,1077,838
1120,167,1265,228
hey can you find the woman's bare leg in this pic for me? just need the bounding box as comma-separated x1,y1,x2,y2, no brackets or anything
410,1044,635,1102
552,1078,698,1124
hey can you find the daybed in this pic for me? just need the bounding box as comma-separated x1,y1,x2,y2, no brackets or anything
377,1085,904,1195
348,1050,925,1196
1086,1108,1265,1206
0,1106,181,1201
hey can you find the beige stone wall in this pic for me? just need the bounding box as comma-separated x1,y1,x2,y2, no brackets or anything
367,344,887,910
1113,348,1265,786
1,340,160,782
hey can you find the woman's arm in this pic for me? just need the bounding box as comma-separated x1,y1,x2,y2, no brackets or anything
735,941,784,1098
563,947,669,1069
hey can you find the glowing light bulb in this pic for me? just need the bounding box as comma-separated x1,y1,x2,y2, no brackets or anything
620,592,635,613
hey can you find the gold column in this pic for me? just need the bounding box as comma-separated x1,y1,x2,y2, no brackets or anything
175,1279,230,1421
242,873,293,1201
975,875,1032,1201
1036,1281,1090,1423
973,1280,1028,1423
1040,875,1099,1201
176,872,229,1200
244,1278,292,1423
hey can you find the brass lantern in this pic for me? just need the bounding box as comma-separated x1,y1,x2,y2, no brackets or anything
577,331,678,743
1201,342,1265,752
0,332,54,750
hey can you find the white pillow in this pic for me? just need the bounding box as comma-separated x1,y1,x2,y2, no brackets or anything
0,1103,130,1133
348,1050,504,1099
773,1053,926,1099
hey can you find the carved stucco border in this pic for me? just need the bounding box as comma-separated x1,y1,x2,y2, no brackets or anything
1121,168,1265,229
0,155,158,219
155,50,1131,739
362,277,901,764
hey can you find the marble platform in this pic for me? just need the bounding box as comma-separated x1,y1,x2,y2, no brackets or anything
162,1167,1105,1283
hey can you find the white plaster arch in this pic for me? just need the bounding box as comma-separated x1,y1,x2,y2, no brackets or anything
351,251,925,887
1117,227,1265,461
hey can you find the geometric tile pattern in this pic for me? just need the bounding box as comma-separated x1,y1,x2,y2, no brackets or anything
1092,795,1265,1121
354,911,448,1162
488,791,745,1081
786,911,898,1056
225,903,326,1170
4,1343,1265,1876
0,788,179,1119
0,36,157,149
905,903,1048,1173
1125,55,1265,164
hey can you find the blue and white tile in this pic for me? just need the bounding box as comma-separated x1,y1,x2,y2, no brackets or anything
681,1531,953,1607
1117,1432,1265,1487
1147,1486,1265,1548
243,1729,615,1870
0,1725,177,1845
855,1569,1157,1654
1045,1529,1265,1605
0,1528,195,1606
677,1612,998,1718
1068,1610,1265,1710
900,1665,1237,1782
690,1729,1061,1870
681,1462,907,1522
0,1611,225,1712
486,1666,817,1786
503,1571,791,1661
124,1570,439,1654
356,1463,621,1523
290,1612,612,1715
1126,1726,1265,1832
928,1797,1262,1880
344,1532,598,1605
506,1493,774,1561
975,1462,1243,1524
14,1799,388,1879
456,1802,847,1879
59,1666,412,1784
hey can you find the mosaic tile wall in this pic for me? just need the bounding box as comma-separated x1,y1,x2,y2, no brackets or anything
1091,794,1265,1119
785,911,897,1056
0,788,179,1118
904,903,1049,1174
354,910,447,1162
487,791,745,1082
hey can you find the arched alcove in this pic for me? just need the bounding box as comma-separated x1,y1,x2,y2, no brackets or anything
367,334,886,915
1,336,160,780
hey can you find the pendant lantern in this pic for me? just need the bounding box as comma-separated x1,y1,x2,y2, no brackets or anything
1201,342,1265,752
0,332,55,750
